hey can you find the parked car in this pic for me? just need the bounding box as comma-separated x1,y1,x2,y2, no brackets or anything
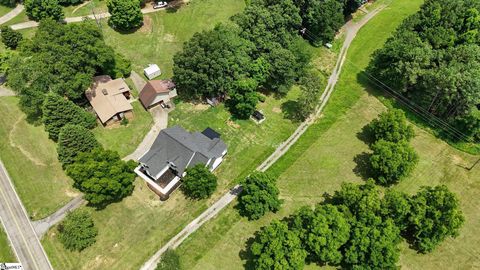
153,1,168,9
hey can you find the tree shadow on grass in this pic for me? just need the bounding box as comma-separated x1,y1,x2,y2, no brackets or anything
356,123,375,146
353,152,372,180
281,100,301,122
239,234,257,270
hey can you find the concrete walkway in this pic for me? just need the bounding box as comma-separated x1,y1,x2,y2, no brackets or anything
0,4,24,25
123,106,169,161
130,71,147,92
10,4,170,30
139,6,385,270
0,161,53,270
32,196,85,238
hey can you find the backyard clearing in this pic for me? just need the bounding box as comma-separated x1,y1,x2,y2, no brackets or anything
0,97,75,220
169,0,480,269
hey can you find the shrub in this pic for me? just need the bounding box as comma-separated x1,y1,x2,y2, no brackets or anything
156,249,181,270
58,209,97,251
0,26,22,49
369,109,415,143
181,164,217,199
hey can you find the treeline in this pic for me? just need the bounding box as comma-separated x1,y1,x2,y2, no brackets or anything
3,19,137,210
368,0,480,142
173,0,366,119
248,182,464,269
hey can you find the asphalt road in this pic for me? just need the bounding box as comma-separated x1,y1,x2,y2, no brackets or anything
0,161,53,270
139,5,385,270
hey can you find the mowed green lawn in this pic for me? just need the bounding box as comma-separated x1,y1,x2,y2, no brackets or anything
0,225,16,262
0,97,76,220
102,0,246,79
93,101,153,157
172,1,480,269
39,0,339,269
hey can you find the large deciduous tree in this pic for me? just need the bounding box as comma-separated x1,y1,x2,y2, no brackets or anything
181,164,218,199
24,0,64,21
107,0,143,31
66,148,137,207
58,209,97,251
227,79,259,119
369,108,415,143
408,185,465,253
42,93,97,141
290,205,350,265
57,124,100,167
173,24,253,100
250,220,307,270
294,69,324,121
369,140,418,186
294,0,344,45
237,172,282,220
7,19,130,120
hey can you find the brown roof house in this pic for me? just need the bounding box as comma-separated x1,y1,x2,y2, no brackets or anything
134,126,227,200
86,75,134,126
139,80,177,109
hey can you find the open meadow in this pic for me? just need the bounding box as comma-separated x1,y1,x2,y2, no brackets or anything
171,1,480,269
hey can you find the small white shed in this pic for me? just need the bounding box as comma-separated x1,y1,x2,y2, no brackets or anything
144,64,161,80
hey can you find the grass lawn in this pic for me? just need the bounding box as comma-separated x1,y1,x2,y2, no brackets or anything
172,1,480,269
0,4,13,17
102,0,246,79
0,225,16,262
0,97,76,220
63,0,107,17
4,10,28,26
93,101,153,157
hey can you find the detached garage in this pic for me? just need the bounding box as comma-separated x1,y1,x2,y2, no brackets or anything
144,64,161,80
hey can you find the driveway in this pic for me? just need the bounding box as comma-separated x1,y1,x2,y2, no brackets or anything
123,106,169,161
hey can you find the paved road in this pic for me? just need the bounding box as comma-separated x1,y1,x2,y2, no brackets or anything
139,6,384,270
10,4,170,30
140,185,243,270
0,161,53,270
32,196,85,238
0,4,24,25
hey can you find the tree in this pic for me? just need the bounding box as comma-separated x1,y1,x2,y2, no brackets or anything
294,0,344,45
343,0,364,17
66,148,137,207
0,0,17,7
237,172,282,220
58,0,84,6
381,189,412,231
369,109,415,143
331,182,401,269
250,220,307,270
0,26,22,49
8,19,126,120
181,164,218,199
107,0,143,31
342,217,401,270
265,46,298,94
173,24,253,100
58,209,97,251
24,0,64,21
103,52,132,79
156,249,181,270
0,50,14,74
408,185,465,253
369,140,418,186
57,124,100,167
294,69,324,121
227,79,259,119
290,205,350,265
42,93,97,141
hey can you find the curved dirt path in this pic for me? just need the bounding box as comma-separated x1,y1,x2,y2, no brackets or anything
139,5,385,270
9,117,46,167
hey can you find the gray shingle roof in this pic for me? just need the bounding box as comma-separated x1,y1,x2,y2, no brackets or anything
139,126,227,177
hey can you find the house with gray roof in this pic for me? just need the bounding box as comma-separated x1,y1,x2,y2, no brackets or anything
134,126,227,200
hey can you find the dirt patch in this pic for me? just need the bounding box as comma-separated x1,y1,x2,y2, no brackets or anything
164,34,175,42
451,154,466,166
227,119,240,129
272,107,281,113
191,103,210,111
65,190,80,198
139,15,153,33
9,117,47,166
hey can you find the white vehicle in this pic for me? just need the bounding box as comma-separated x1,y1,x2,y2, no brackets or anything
153,1,168,9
